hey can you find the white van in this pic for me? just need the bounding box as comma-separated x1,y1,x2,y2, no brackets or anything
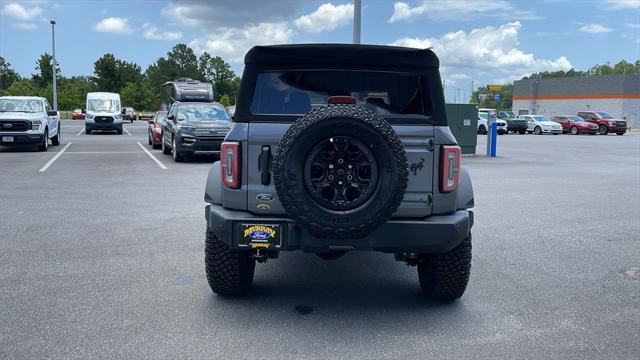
85,92,123,134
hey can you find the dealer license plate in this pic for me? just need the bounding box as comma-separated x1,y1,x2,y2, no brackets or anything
238,223,282,249
2,136,14,142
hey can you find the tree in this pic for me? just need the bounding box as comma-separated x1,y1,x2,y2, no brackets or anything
219,94,230,107
144,44,204,94
93,54,143,93
470,84,513,110
7,79,39,97
167,44,201,79
32,53,61,89
58,76,95,110
93,54,120,92
120,82,159,111
0,56,20,91
198,52,239,102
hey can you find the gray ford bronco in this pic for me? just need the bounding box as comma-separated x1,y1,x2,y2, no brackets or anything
204,44,474,300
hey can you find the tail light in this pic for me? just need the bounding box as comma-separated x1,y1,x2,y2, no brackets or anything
221,142,241,188
440,146,461,193
328,96,356,105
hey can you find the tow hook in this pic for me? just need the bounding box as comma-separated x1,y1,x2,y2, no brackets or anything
395,253,419,266
253,249,278,263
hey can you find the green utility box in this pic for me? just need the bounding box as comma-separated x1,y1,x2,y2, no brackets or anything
446,103,478,155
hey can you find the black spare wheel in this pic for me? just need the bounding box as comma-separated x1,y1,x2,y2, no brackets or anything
273,104,408,239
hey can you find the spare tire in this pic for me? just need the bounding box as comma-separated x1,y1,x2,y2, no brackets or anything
273,104,408,239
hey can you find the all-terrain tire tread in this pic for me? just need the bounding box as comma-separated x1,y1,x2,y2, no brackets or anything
418,234,472,300
204,229,255,295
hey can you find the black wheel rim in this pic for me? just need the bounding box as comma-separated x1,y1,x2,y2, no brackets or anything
304,136,378,211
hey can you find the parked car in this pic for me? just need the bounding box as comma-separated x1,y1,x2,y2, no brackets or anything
161,102,232,162
85,92,123,135
71,108,85,120
498,110,527,134
519,114,562,135
551,115,598,135
226,105,235,119
0,96,61,151
147,111,167,149
122,107,136,123
576,111,627,135
203,44,475,300
478,112,508,135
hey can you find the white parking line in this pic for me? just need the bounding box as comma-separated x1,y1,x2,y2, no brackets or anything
76,127,85,136
137,142,167,169
65,151,141,154
39,142,72,172
124,128,132,136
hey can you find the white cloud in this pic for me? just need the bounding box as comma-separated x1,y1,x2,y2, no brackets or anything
189,22,294,63
13,22,37,30
578,24,613,33
388,0,539,22
1,2,42,21
390,21,572,82
624,22,640,29
162,0,306,29
294,3,353,33
449,73,470,81
142,23,182,41
93,17,131,34
603,0,640,9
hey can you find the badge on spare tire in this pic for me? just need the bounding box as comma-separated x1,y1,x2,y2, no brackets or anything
272,104,408,239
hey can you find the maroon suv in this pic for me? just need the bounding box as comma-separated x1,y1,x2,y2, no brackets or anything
551,115,598,135
576,111,627,135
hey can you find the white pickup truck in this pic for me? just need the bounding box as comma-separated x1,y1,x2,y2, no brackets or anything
0,96,61,151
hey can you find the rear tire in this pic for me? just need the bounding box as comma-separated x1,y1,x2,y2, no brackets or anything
571,126,579,135
518,130,526,134
205,229,255,295
148,133,152,145
418,234,472,300
162,134,171,155
478,125,487,135
616,132,624,136
85,128,91,135
534,126,542,135
51,126,61,146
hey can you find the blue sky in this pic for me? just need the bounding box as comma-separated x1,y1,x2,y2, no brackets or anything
1,0,639,102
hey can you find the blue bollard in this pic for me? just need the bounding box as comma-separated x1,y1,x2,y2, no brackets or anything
490,121,497,157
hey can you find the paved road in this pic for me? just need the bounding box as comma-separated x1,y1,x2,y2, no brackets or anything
1,121,639,359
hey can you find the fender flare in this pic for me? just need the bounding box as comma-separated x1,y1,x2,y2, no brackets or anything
457,167,474,210
204,162,222,205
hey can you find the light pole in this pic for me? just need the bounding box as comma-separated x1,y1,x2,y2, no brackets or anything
50,20,57,111
353,0,361,44
470,80,475,103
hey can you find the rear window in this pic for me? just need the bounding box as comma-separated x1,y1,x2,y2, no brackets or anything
250,70,432,117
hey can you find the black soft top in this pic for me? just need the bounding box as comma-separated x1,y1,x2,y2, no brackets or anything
245,44,439,68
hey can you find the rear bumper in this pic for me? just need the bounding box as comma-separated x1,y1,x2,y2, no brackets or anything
0,133,44,145
205,204,473,254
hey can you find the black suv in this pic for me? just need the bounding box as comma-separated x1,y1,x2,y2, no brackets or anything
161,89,233,162
203,44,475,300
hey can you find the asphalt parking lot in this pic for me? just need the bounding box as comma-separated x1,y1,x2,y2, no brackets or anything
1,120,639,359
